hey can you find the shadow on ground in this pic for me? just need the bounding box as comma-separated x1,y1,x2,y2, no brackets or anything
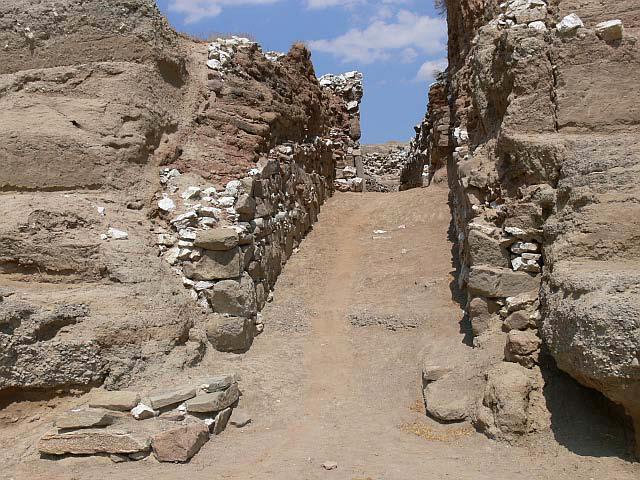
541,357,635,461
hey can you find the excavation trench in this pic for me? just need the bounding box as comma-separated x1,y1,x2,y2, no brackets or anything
5,187,636,479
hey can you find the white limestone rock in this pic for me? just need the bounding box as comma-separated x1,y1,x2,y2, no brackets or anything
556,13,583,34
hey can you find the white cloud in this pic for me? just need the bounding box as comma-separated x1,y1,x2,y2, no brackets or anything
308,10,446,64
306,0,363,7
168,0,281,24
415,58,448,81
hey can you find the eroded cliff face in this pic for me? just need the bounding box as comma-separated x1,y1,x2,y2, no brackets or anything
418,0,640,451
0,0,360,395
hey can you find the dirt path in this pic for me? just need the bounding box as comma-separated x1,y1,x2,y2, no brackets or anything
7,186,639,480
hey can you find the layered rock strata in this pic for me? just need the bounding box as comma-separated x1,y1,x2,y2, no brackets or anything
0,1,361,395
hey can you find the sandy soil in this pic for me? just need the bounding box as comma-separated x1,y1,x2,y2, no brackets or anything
2,186,638,479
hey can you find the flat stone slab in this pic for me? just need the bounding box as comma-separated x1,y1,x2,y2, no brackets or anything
55,409,115,430
197,374,236,393
185,383,239,413
39,429,151,456
148,386,197,410
183,248,242,281
151,423,209,463
89,390,140,412
194,228,239,251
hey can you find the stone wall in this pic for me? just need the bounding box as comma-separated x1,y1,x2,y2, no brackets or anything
319,72,366,192
154,38,363,353
420,0,640,452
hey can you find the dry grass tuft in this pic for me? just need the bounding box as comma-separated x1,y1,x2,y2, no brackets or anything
400,421,473,443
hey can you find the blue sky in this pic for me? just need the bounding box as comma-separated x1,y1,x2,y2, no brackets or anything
156,0,447,144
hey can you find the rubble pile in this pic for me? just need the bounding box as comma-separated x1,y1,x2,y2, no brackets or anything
38,375,250,463
361,144,410,192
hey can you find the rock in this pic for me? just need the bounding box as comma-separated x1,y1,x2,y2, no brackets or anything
423,380,469,423
468,297,502,336
468,229,511,268
55,409,115,430
206,314,254,352
171,211,198,230
159,411,186,422
207,273,257,317
194,228,239,251
467,266,540,298
151,423,209,463
475,363,544,439
235,194,257,221
505,292,538,312
422,365,452,384
506,330,541,356
181,186,201,200
107,227,129,240
528,20,547,31
110,453,130,463
89,390,141,412
158,196,176,212
38,430,151,456
213,407,232,434
257,157,279,177
129,451,150,461
504,311,531,331
595,19,624,42
510,241,538,254
229,409,252,428
322,461,338,470
183,248,242,281
131,403,156,420
148,386,197,410
556,13,583,34
197,374,236,393
185,383,240,413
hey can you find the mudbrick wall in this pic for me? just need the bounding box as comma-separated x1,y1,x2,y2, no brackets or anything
417,0,640,454
0,0,360,396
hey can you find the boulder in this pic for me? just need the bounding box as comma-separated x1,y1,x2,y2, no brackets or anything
423,380,469,423
183,248,242,281
467,266,540,298
185,383,240,413
38,430,151,456
55,409,115,430
194,228,239,251
206,315,254,352
151,424,209,463
89,390,141,412
467,228,511,268
148,386,197,410
474,363,545,440
206,273,257,317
